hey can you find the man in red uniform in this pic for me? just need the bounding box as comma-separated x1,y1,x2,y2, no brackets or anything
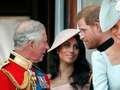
0,20,50,90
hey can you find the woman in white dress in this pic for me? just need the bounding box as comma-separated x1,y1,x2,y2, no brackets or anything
48,29,91,90
91,0,120,90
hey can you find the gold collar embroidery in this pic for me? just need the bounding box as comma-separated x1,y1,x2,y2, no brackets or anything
9,51,32,70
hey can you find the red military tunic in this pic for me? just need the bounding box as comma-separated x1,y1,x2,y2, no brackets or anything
0,51,34,90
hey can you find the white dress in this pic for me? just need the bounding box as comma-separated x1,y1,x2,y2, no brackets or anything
92,51,120,90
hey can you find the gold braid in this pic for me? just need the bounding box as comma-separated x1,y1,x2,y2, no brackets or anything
1,69,31,90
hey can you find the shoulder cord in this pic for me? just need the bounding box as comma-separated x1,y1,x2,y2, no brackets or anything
1,69,31,90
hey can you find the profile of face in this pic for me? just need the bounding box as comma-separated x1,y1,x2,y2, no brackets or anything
77,18,100,49
57,37,79,64
30,30,49,63
112,21,120,43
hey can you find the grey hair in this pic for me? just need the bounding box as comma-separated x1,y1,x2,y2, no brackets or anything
14,20,45,49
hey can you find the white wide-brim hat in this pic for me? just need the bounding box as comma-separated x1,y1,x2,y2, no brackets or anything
48,29,80,52
100,0,120,32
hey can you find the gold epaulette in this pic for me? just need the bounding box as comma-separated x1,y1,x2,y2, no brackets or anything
1,69,31,90
9,51,32,70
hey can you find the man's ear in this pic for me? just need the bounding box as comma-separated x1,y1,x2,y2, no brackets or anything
94,21,101,32
27,40,34,48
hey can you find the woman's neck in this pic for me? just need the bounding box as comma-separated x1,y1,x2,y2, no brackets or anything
106,42,120,65
51,61,74,87
59,61,73,79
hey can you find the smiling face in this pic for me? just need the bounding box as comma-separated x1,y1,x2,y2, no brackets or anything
57,37,79,64
116,22,120,42
112,20,120,44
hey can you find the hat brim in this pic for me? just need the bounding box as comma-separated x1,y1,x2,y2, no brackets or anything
100,0,120,32
48,29,80,52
